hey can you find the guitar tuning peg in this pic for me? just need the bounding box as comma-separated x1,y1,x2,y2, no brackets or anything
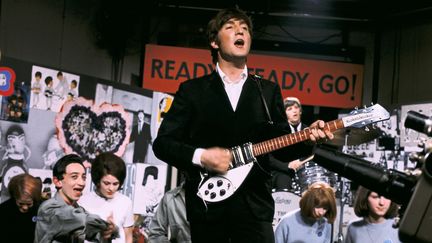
363,105,367,109
370,102,374,106
355,106,358,110
364,126,370,132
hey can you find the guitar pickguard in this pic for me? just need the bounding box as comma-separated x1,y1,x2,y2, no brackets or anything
197,163,254,203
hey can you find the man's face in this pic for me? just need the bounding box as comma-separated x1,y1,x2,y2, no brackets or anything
54,163,86,205
211,18,251,62
138,112,144,122
285,104,302,125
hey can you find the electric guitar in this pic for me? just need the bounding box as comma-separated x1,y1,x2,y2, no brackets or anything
197,104,390,203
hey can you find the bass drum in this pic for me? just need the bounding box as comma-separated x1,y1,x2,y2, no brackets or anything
272,191,300,228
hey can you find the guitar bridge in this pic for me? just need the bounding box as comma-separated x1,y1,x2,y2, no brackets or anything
230,142,256,169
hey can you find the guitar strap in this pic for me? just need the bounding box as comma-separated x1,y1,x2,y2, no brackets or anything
251,74,273,125
251,74,273,176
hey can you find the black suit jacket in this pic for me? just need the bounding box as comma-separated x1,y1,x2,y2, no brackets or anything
153,72,311,223
130,121,151,163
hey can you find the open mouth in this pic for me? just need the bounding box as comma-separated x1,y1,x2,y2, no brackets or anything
74,188,84,194
234,39,245,47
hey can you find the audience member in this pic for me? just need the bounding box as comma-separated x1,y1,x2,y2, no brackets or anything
79,152,134,243
0,173,42,243
148,182,191,243
274,182,337,243
34,154,117,243
344,186,401,243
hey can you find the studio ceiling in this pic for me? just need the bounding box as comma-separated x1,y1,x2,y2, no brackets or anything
152,0,432,28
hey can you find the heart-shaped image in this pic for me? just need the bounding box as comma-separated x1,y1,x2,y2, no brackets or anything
55,97,131,162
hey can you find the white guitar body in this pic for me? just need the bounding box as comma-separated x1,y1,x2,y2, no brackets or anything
196,104,390,203
197,163,254,202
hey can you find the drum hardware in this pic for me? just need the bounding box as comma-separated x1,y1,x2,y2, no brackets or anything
335,132,355,243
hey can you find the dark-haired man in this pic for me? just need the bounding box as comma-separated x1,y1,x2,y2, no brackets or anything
34,154,118,243
153,7,333,243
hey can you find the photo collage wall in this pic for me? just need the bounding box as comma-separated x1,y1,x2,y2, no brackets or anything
0,56,173,232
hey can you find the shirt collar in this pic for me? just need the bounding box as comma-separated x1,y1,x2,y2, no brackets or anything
216,63,248,85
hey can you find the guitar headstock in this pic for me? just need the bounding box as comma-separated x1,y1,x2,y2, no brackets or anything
342,104,390,128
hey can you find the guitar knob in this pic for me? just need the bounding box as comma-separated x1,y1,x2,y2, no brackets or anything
220,189,226,196
208,183,214,189
217,180,223,187
205,190,209,195
210,192,216,199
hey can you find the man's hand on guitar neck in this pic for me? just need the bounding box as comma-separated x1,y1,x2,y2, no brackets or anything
307,120,334,144
200,147,232,174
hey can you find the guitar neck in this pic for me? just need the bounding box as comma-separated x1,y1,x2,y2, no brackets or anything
252,119,344,156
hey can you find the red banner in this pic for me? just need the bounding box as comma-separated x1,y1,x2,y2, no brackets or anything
143,44,363,108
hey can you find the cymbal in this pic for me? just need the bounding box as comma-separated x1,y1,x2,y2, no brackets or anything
326,126,382,146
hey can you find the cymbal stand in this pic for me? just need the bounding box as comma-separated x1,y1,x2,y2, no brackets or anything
335,133,350,243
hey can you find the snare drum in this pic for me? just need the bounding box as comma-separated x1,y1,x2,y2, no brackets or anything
296,161,337,193
272,191,300,227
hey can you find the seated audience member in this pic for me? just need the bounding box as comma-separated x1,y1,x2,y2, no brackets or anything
0,173,42,243
79,152,134,243
148,182,191,243
274,182,337,243
34,154,118,243
345,186,401,243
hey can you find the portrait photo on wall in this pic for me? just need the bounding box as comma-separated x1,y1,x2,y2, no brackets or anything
144,91,174,166
95,83,113,106
132,163,168,234
30,65,80,112
133,163,167,215
0,109,58,202
0,82,31,123
111,88,153,164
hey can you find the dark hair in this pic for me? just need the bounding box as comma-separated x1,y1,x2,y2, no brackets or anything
284,98,302,111
53,154,85,181
57,71,63,77
71,80,77,86
299,182,337,223
353,186,399,218
35,71,42,78
45,76,53,85
8,173,42,205
207,7,253,64
142,166,158,186
6,124,24,137
91,152,126,188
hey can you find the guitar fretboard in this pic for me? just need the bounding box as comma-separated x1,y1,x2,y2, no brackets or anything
252,119,344,156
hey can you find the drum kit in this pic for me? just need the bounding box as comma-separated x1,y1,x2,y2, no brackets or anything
272,126,381,242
